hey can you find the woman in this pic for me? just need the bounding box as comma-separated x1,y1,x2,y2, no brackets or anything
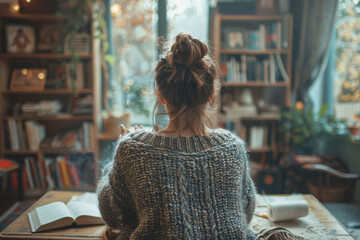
97,33,257,239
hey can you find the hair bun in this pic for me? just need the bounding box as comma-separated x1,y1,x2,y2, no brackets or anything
169,33,208,68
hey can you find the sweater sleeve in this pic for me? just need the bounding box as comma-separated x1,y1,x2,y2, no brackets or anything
96,139,138,232
240,144,256,224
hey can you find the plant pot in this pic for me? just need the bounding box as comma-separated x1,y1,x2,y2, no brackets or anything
348,126,359,136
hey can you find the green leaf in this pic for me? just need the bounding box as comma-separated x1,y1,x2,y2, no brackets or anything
103,42,109,52
105,54,116,65
319,104,328,117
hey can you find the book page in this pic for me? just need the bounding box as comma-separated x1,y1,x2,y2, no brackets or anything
28,201,75,232
36,201,74,226
66,200,103,225
75,192,98,206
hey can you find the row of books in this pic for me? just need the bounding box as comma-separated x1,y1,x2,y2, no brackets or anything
221,122,269,149
7,120,95,151
40,122,96,150
8,154,95,191
220,54,286,83
21,100,62,116
223,19,289,51
8,120,45,151
46,61,92,90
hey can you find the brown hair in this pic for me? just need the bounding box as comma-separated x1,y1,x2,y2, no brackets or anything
154,33,220,136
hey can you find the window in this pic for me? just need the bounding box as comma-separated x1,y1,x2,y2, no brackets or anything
334,0,360,123
108,0,210,126
109,0,158,126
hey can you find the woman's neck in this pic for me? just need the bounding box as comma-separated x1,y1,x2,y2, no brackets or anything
157,119,211,137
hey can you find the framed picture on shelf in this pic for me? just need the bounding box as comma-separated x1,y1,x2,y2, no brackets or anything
6,24,35,53
256,0,278,15
10,68,47,91
37,25,61,52
224,28,248,49
64,33,90,54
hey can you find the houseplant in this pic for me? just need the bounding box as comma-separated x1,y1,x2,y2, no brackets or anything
280,102,351,155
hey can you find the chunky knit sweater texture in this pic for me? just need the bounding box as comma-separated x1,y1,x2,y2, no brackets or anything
97,128,257,239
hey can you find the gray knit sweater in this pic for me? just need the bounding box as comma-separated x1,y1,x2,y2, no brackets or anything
97,128,257,239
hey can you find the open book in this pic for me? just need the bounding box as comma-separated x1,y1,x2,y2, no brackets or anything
28,192,104,233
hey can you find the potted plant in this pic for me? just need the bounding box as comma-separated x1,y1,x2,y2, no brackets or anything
280,102,351,155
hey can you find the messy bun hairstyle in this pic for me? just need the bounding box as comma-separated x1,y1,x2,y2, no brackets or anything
155,33,220,135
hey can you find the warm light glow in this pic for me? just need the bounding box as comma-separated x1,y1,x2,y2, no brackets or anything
128,79,134,86
22,69,28,75
110,3,122,16
123,86,130,93
38,72,45,80
13,3,19,11
26,0,31,3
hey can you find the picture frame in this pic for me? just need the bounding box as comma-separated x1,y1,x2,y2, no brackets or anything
256,0,278,15
37,25,61,52
6,24,35,53
10,68,47,91
224,28,248,49
64,33,90,54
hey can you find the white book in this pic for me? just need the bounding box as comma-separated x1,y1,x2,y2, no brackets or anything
259,24,266,50
8,119,19,151
27,200,104,233
250,127,258,149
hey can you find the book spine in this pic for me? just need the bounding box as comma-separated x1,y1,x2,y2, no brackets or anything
24,158,35,189
54,158,63,189
44,159,55,189
57,156,71,188
29,157,40,188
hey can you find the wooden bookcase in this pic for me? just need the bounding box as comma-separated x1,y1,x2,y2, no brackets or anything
0,12,99,197
212,10,293,159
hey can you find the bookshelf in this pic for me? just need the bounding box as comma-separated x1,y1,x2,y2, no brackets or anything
0,12,99,197
212,9,293,157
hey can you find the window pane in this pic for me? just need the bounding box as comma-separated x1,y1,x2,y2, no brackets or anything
167,0,209,41
110,0,157,126
334,0,360,123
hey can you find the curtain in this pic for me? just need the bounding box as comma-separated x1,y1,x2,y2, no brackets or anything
291,0,339,104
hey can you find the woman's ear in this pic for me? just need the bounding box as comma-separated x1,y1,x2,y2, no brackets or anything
208,87,215,103
156,89,167,105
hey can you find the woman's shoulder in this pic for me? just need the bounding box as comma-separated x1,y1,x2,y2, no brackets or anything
212,128,246,145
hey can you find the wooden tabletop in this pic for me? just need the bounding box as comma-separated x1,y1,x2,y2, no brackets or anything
0,191,356,240
251,194,356,239
0,191,105,240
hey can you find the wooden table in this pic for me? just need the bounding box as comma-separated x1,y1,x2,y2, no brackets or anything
0,191,105,240
251,194,356,239
0,191,356,239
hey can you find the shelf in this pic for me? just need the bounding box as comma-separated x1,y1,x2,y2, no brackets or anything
242,114,281,121
222,82,288,87
0,53,92,59
3,149,95,154
41,149,95,154
220,49,289,55
247,146,272,153
1,89,92,94
1,115,93,121
220,15,288,21
0,13,64,21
